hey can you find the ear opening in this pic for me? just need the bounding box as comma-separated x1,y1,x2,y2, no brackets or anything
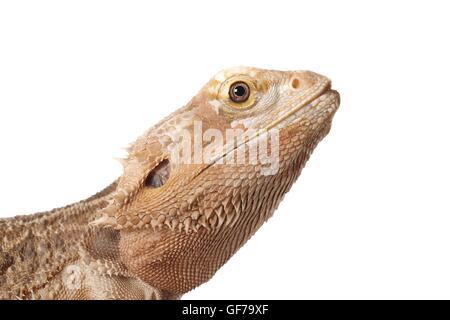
144,159,171,188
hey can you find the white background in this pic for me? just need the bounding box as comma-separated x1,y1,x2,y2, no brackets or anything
1,1,449,299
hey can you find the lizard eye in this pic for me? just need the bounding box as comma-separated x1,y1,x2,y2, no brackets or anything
229,81,250,103
219,76,257,110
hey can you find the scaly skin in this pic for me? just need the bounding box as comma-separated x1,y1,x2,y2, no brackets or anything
0,67,340,299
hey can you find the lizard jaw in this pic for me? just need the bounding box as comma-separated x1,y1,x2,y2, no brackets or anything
200,87,339,170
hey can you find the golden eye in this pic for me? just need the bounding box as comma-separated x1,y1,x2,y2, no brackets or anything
229,81,250,103
217,76,257,110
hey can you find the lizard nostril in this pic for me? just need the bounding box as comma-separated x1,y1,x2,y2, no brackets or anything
290,78,301,90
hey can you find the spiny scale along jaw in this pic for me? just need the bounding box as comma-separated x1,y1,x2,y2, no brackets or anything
90,67,339,294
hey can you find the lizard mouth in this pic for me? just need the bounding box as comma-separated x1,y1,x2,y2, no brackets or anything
266,83,339,131
192,84,339,179
202,85,339,167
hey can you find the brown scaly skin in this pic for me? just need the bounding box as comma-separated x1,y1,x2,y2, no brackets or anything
0,67,340,299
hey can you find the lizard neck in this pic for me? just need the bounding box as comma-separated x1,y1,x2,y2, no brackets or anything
0,182,116,299
118,152,308,296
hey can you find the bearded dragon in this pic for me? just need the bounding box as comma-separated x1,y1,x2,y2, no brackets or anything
0,67,340,300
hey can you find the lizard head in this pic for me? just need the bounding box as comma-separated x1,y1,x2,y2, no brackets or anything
92,67,340,294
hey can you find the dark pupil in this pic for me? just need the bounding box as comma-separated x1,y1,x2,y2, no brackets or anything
233,85,246,97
